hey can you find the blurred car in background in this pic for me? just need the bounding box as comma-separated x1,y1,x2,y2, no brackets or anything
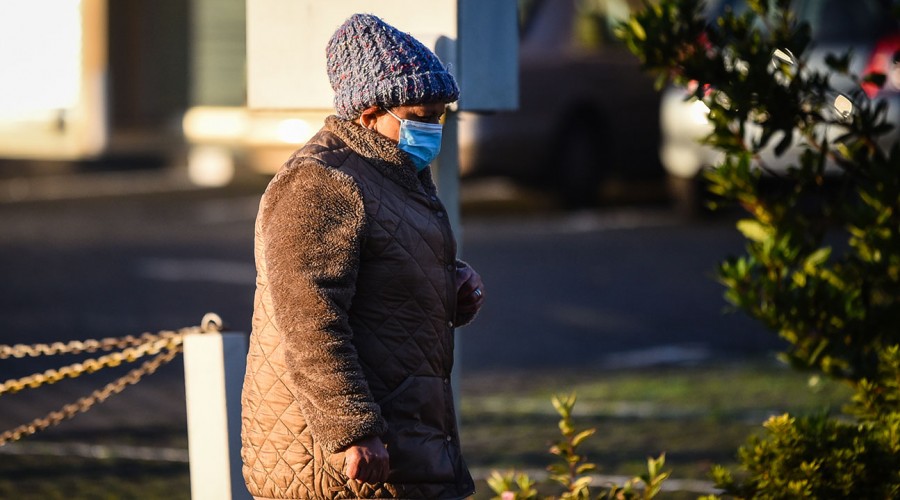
458,0,664,207
660,0,900,212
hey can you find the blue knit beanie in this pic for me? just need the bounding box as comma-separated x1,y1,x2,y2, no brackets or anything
326,13,460,119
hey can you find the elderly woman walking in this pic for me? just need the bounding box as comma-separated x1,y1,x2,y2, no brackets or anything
240,13,486,500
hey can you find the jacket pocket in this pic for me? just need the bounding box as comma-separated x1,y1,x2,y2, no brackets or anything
378,375,456,483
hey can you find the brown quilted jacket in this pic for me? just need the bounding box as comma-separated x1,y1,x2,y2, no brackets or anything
241,116,476,499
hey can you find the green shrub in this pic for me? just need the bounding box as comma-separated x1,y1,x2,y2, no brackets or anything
709,412,900,498
617,0,900,497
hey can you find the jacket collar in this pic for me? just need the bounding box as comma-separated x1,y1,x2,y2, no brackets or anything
325,115,437,196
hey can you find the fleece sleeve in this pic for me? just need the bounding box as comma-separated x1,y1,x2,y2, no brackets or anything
260,161,387,453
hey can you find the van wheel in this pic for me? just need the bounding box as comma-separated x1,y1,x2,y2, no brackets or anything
554,122,603,208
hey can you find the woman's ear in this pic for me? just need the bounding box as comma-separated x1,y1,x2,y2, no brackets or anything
358,106,382,130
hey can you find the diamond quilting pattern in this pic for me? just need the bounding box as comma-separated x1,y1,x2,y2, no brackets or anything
244,278,325,498
348,172,455,383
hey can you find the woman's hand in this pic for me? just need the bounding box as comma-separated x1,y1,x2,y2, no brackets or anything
344,435,390,483
455,263,485,324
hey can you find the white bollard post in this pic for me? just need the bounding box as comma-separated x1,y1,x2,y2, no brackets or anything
183,331,251,500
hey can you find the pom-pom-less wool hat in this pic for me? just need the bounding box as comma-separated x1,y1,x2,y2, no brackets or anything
326,13,460,119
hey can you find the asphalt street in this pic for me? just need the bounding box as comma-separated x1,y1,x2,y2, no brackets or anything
0,174,783,435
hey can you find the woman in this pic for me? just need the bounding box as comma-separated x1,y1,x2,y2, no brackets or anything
241,13,485,500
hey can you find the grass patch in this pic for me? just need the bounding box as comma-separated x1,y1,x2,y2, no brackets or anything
0,454,190,500
460,359,852,497
0,428,190,500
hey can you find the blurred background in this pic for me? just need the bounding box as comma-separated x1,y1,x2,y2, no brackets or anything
0,0,667,202
1,0,855,498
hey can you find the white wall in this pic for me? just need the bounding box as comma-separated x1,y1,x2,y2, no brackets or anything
246,0,518,112
247,1,457,110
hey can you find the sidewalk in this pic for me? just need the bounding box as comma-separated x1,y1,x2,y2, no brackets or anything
0,166,218,205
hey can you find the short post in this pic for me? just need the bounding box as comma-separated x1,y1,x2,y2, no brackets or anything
183,331,251,500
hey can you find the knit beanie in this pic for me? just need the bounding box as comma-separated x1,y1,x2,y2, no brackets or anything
326,13,460,119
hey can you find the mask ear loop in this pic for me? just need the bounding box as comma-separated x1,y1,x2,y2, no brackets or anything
383,108,403,124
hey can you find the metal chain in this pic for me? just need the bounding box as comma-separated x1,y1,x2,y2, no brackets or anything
0,313,224,447
1,329,191,359
0,313,223,360
0,336,182,396
0,345,183,446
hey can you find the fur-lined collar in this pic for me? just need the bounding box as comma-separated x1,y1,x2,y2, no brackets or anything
325,115,437,196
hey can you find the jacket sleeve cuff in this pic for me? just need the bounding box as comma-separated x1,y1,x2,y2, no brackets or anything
319,410,389,453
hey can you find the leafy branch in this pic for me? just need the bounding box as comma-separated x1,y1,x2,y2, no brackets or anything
488,394,669,500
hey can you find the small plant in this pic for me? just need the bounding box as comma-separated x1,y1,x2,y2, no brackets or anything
487,470,539,500
488,393,670,500
548,393,598,499
600,454,670,500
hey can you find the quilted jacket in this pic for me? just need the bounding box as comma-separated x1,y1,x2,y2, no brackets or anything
241,115,476,499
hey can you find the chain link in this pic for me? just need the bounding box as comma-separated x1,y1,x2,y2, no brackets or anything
0,313,224,447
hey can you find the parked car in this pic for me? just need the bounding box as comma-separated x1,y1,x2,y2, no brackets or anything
458,0,664,207
659,0,900,212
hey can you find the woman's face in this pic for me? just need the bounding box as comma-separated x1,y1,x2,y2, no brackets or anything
359,102,447,143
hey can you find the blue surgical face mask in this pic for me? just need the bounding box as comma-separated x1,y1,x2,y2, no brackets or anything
384,108,443,171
